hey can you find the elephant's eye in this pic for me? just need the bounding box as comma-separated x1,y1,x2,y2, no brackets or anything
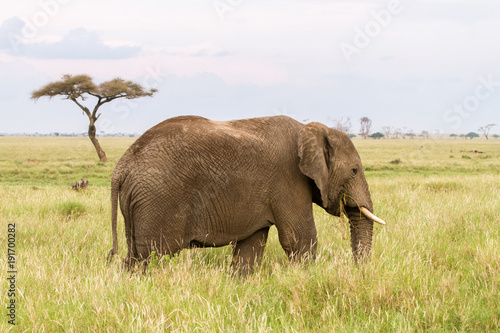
352,167,358,175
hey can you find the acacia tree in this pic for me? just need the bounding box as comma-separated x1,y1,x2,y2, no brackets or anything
359,117,372,139
381,126,392,139
32,74,157,162
406,129,416,139
334,117,352,135
478,124,496,140
369,132,384,139
465,132,480,139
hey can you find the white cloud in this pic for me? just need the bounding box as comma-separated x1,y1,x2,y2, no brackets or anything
0,17,141,59
19,27,140,59
0,16,24,50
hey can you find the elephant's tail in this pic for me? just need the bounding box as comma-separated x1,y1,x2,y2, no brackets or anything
107,171,120,263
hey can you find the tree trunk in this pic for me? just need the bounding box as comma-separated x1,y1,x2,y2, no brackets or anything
88,122,108,162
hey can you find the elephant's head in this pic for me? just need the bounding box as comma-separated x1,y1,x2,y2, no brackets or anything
298,122,385,261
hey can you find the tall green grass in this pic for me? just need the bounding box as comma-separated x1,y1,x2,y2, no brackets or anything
1,137,499,331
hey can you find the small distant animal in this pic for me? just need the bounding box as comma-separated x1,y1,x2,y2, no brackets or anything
27,159,40,163
72,178,89,191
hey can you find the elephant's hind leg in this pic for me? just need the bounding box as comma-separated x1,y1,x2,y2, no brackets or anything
232,227,270,276
129,214,188,272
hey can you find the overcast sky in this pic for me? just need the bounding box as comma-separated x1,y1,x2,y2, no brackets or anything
1,0,499,135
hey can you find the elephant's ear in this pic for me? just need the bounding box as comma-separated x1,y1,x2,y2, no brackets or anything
298,122,331,207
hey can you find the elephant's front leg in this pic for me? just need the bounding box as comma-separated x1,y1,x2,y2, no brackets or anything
232,227,270,276
276,220,318,263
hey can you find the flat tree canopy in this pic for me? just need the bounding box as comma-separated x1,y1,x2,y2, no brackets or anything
369,132,384,139
32,74,157,162
465,132,480,139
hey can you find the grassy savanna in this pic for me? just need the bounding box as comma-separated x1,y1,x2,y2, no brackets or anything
1,137,499,332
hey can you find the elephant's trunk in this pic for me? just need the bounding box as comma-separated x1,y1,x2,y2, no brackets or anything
346,207,374,262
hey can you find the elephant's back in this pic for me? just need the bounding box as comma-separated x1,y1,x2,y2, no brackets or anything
115,115,303,190
124,115,300,157
125,116,209,155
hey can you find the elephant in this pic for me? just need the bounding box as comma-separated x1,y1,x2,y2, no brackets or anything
108,115,385,274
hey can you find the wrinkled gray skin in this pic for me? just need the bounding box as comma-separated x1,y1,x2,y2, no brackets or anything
109,116,377,274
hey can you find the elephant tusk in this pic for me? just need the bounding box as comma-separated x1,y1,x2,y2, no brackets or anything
360,207,386,225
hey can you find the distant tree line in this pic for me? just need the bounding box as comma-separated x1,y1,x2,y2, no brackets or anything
331,117,497,140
